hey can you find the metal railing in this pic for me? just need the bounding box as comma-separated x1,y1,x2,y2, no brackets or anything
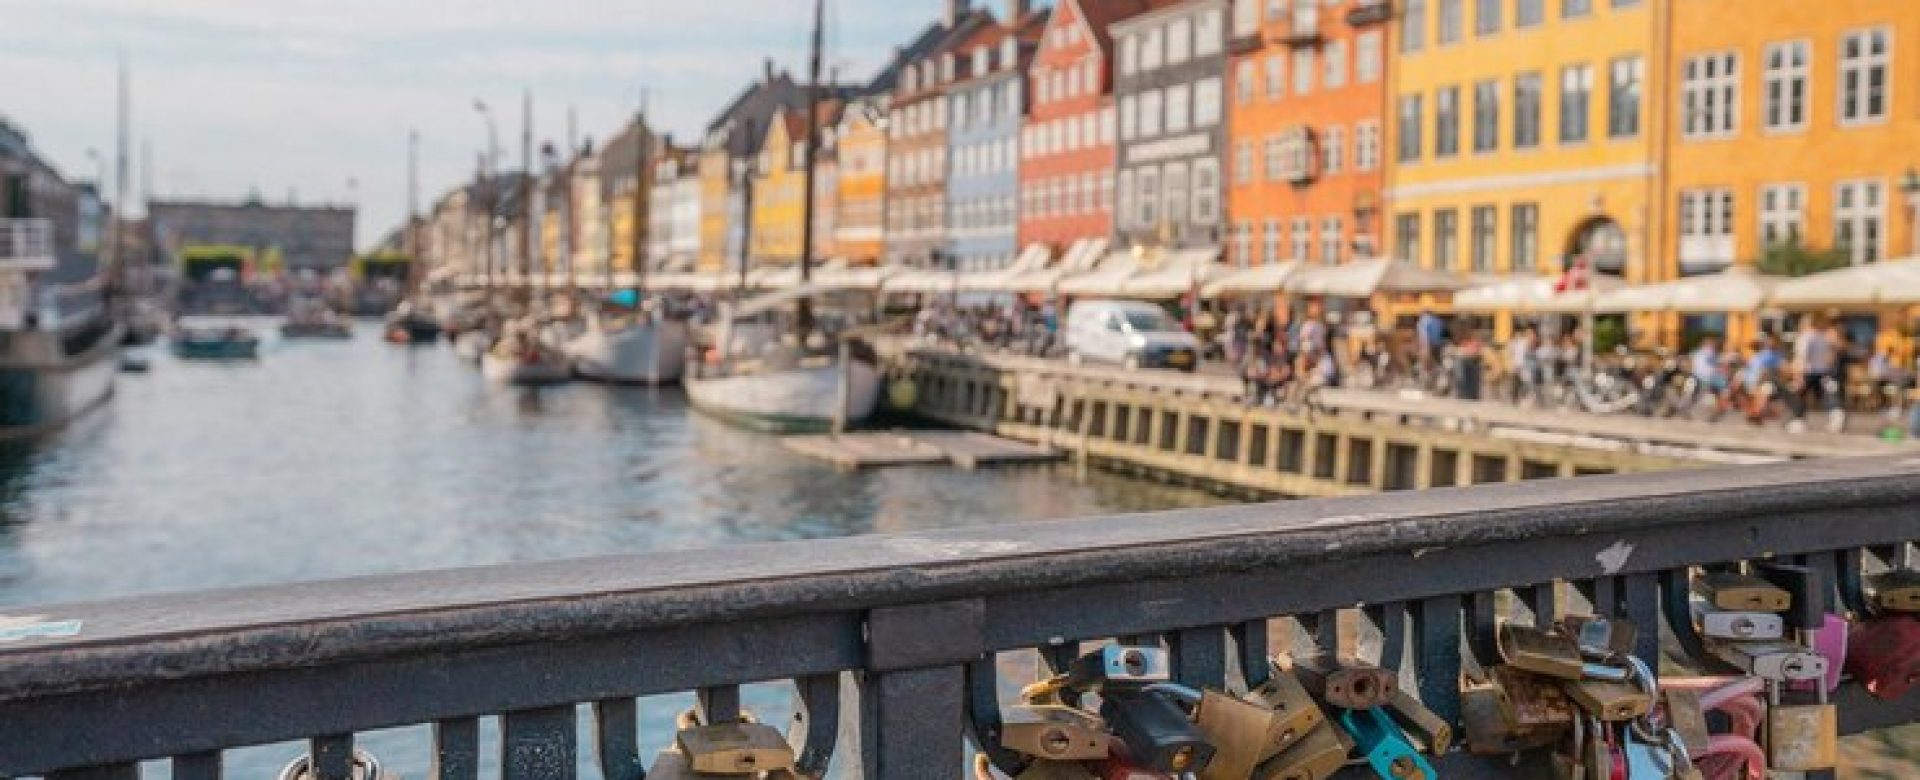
0,218,56,271
1,456,1917,778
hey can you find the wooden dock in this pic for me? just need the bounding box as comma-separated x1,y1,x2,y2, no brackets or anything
783,431,1061,470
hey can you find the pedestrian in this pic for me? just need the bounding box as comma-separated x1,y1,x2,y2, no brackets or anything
1791,315,1840,432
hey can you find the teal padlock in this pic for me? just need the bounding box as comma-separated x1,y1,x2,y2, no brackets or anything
1336,705,1438,780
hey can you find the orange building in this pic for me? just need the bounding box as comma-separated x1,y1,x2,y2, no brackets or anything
1226,0,1390,269
831,95,890,264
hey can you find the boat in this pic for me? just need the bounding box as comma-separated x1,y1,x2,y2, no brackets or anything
171,325,261,360
480,321,571,386
280,297,353,340
683,286,883,433
452,329,493,363
385,300,442,345
566,310,689,385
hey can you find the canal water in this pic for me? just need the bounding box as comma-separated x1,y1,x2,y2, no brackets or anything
0,319,1226,777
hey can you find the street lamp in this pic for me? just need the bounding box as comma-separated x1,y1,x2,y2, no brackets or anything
1901,166,1920,258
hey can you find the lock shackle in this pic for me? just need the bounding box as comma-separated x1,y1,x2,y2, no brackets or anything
1141,682,1204,707
277,748,382,780
675,708,760,730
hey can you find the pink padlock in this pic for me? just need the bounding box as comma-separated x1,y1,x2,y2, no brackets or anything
1694,735,1767,780
1790,613,1849,693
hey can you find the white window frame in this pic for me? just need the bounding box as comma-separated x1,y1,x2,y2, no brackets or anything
1117,169,1136,229
1167,18,1193,65
1319,216,1344,265
1264,134,1285,182
1355,121,1381,171
1763,39,1810,132
1322,125,1345,174
1192,158,1220,225
1237,60,1257,104
1293,48,1315,96
1678,188,1737,269
1291,216,1313,262
1265,54,1286,101
1834,179,1885,265
1681,52,1739,139
1840,26,1893,126
1758,182,1805,249
1194,77,1223,127
1137,166,1160,227
1140,90,1164,137
1323,40,1348,89
1166,83,1193,134
1196,8,1224,57
1356,31,1383,84
1141,25,1165,71
1262,219,1281,265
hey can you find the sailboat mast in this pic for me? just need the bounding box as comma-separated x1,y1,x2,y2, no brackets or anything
631,95,649,294
109,56,130,301
796,0,825,334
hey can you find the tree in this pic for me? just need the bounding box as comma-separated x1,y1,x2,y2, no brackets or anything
1755,237,1850,278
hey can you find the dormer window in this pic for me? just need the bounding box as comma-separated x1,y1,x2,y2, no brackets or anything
973,46,990,77
1001,38,1018,70
941,53,956,82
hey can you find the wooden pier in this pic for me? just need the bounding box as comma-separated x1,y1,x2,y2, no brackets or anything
784,430,1061,470
882,344,1915,498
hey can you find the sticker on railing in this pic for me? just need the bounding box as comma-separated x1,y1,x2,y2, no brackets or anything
0,614,83,642
1595,540,1635,575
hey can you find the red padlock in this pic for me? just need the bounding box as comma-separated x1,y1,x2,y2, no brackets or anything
1847,613,1920,700
1094,743,1176,780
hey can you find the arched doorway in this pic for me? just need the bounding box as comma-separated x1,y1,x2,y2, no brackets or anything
1567,217,1628,276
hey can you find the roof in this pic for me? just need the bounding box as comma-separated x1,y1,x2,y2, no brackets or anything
864,22,950,94
1101,0,1203,36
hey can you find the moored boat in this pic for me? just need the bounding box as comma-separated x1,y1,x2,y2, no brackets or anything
280,297,353,340
384,300,442,345
566,314,689,385
480,322,571,386
171,326,261,360
683,286,882,433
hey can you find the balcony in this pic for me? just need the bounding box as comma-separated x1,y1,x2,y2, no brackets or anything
1347,0,1393,27
0,218,56,272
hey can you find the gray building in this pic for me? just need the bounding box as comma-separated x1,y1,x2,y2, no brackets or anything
148,198,356,273
1110,0,1228,253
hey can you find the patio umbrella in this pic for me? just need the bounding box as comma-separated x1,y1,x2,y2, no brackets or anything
1771,257,1920,308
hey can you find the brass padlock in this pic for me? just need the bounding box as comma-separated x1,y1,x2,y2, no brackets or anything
1009,757,1101,780
1869,569,1920,613
1697,572,1792,612
674,713,797,775
1002,704,1111,762
1191,687,1314,780
1488,665,1576,730
1767,681,1838,771
1383,689,1452,757
1498,623,1585,680
1250,722,1352,780
644,750,697,780
1290,654,1397,711
1662,688,1713,758
1562,677,1652,722
1245,664,1329,757
1460,684,1561,756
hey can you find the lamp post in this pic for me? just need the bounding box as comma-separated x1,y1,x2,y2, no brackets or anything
1901,167,1920,258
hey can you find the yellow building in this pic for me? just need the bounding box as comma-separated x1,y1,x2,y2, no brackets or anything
833,97,890,265
750,110,809,267
1386,0,1666,298
697,148,734,273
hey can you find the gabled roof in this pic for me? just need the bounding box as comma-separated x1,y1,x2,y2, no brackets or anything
1077,0,1184,53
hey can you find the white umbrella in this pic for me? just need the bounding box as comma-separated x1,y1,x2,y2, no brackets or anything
882,267,963,295
1454,275,1626,313
1285,258,1476,298
1121,249,1224,299
1201,261,1301,298
1771,257,1920,308
1057,251,1141,296
1593,266,1782,313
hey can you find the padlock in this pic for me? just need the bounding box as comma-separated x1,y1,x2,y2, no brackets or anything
1690,599,1785,642
1009,757,1102,780
1067,645,1170,692
643,750,698,780
1788,613,1849,694
1098,688,1216,775
1765,679,1837,771
1706,640,1828,682
674,712,797,775
1460,684,1562,756
1499,623,1586,680
277,748,385,780
1847,612,1920,700
1335,705,1436,780
1562,615,1637,660
1696,572,1792,613
1869,568,1920,612
1251,721,1353,780
1189,687,1315,779
1002,703,1112,762
1290,654,1397,711
1489,664,1576,730
1661,688,1713,758
1382,689,1452,757
1563,678,1652,723
1244,663,1329,757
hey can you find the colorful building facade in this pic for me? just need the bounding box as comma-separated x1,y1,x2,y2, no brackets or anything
1226,0,1390,268
1111,0,1230,254
947,5,1050,272
1017,0,1132,255
750,111,810,266
833,97,891,265
887,4,995,267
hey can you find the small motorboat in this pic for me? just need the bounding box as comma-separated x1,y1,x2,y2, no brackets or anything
480,322,571,386
385,300,443,345
566,312,689,385
119,355,152,373
281,298,354,340
171,326,261,360
684,286,882,433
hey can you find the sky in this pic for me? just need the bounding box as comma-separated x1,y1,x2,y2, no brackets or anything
0,0,959,250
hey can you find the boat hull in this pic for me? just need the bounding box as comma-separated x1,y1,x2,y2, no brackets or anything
281,323,353,340
567,321,689,384
684,361,882,434
0,324,122,440
171,338,261,360
480,351,572,386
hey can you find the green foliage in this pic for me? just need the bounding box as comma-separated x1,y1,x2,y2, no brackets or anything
1593,316,1628,354
1755,238,1850,278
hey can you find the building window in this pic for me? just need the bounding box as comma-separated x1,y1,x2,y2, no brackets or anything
1166,84,1192,134
1835,180,1884,264
1398,94,1424,162
1263,219,1281,265
1433,209,1459,270
1473,79,1500,152
1121,34,1140,76
1356,121,1382,171
1324,41,1348,89
1357,32,1383,84
1140,89,1164,136
1759,183,1805,249
1141,25,1165,71
1840,27,1892,125
1609,56,1642,138
1682,52,1739,138
1514,72,1542,148
1402,0,1426,53
1279,128,1314,182
1234,0,1260,39
1264,134,1285,181
1233,221,1253,266
1117,170,1135,229
1511,203,1538,271
1516,0,1543,28
1167,17,1193,65
1470,205,1497,271
1163,162,1189,225
1476,0,1501,36
1291,216,1313,262
1192,159,1220,224
1137,167,1159,227
1121,95,1138,140
1563,0,1590,18
1323,125,1345,174
1559,64,1592,143
1237,60,1257,104
1679,188,1736,269
1763,40,1810,131
1196,8,1224,57
1396,212,1422,263
1435,85,1461,157
1195,77,1223,127
1437,0,1463,45
1234,140,1254,184
1293,49,1315,95
1320,217,1345,265
1265,54,1286,101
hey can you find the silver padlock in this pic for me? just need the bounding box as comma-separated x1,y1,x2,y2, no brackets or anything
1692,599,1786,641
278,749,385,780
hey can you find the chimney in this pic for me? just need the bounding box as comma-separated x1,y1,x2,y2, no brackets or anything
1005,0,1029,20
763,58,775,81
945,0,970,27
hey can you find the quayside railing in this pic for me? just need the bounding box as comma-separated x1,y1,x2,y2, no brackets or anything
1,455,1918,778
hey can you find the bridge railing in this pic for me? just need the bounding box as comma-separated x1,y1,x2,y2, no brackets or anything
1,456,1917,779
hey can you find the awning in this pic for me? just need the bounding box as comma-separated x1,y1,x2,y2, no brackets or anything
960,244,1055,292
731,281,872,319
1454,275,1628,313
1771,257,1920,308
1593,266,1783,313
1284,258,1476,298
883,267,964,294
1201,261,1302,297
1121,249,1225,298
1057,252,1141,296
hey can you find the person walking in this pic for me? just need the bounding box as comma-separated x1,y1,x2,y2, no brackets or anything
1790,315,1840,433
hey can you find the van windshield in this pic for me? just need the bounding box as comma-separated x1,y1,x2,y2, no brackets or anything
1121,309,1181,333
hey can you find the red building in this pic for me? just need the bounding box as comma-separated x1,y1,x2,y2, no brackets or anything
1017,0,1154,254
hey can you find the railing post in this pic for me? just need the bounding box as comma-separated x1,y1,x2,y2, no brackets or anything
862,599,985,779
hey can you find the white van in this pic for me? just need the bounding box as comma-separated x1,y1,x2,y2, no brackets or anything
1064,299,1202,372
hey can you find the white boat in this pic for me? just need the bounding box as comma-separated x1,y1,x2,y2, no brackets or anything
566,315,689,385
480,322,571,386
452,329,493,363
682,285,882,433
